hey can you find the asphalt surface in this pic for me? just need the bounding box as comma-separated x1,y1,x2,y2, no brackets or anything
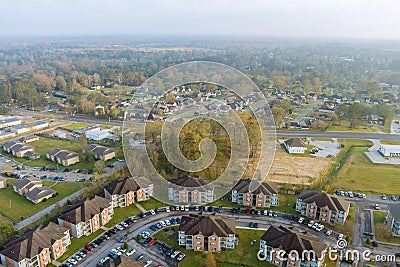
276,131,400,140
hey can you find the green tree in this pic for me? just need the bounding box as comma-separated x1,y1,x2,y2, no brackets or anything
348,103,363,128
94,160,105,173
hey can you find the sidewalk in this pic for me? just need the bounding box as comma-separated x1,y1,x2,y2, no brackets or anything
135,203,147,213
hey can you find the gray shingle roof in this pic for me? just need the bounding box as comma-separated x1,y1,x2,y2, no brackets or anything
232,179,278,195
298,190,350,212
179,214,236,237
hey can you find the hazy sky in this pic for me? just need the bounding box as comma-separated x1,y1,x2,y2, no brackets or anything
1,0,400,39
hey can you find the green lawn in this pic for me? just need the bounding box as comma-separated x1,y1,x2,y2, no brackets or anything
137,197,165,211
63,122,89,131
380,140,400,145
0,179,84,222
154,227,274,267
327,120,379,133
57,229,105,263
330,206,355,238
105,205,141,227
331,146,400,194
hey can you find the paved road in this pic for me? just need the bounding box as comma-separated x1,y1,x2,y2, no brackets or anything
14,189,84,230
293,100,321,121
276,131,400,140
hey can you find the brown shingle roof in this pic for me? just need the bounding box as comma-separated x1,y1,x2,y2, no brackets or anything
179,214,236,237
232,179,278,195
298,190,350,212
25,187,56,202
169,176,212,192
105,177,147,195
59,196,111,224
13,178,41,191
0,222,69,262
260,226,328,257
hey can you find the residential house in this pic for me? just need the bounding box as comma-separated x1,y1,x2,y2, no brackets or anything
295,190,350,224
387,203,400,236
83,144,116,161
168,176,214,204
58,196,113,238
0,177,7,189
0,222,71,267
259,226,328,267
178,214,238,252
13,178,56,204
3,141,38,158
18,135,39,143
46,148,80,166
104,177,153,208
283,138,307,154
318,102,335,113
231,179,279,208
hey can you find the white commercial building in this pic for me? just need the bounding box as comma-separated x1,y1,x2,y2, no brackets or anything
379,144,400,157
85,128,110,141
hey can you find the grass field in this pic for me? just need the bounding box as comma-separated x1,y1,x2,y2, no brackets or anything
380,140,400,145
57,229,105,263
0,179,84,222
327,120,379,133
154,227,273,267
331,145,400,194
330,206,355,238
105,205,141,227
63,122,89,131
137,197,165,211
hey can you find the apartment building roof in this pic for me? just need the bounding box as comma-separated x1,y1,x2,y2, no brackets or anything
105,177,151,195
83,144,115,157
169,176,212,191
232,179,278,196
298,190,350,212
389,203,400,221
0,222,69,262
59,196,111,224
13,178,41,191
179,214,236,237
260,226,327,258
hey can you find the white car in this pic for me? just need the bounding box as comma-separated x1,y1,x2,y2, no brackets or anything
325,229,332,236
171,250,180,259
116,224,124,231
159,221,166,227
180,206,185,211
117,246,126,253
100,256,110,263
337,233,344,240
149,209,156,215
165,219,171,226
184,205,189,211
307,220,315,228
165,207,170,212
375,204,380,210
144,260,153,267
263,210,268,216
111,248,122,256
68,258,78,265
121,222,128,228
126,248,136,256
298,217,304,223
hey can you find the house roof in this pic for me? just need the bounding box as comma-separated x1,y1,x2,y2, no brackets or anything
260,226,327,257
59,196,111,224
169,176,212,191
389,203,400,221
25,187,56,202
18,135,39,143
13,178,41,191
232,179,278,196
105,177,151,195
298,190,350,212
10,143,34,153
0,222,68,262
47,148,79,160
83,144,115,156
46,148,64,157
2,141,18,151
284,138,307,148
179,214,236,237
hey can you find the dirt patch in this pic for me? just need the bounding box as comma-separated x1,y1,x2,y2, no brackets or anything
266,144,332,185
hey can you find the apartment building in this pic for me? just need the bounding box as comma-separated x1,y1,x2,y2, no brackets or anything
387,203,400,236
295,190,350,224
259,226,328,267
46,148,80,166
168,176,214,204
83,144,116,161
178,214,237,252
58,196,113,238
231,179,279,208
0,222,71,267
104,176,153,208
